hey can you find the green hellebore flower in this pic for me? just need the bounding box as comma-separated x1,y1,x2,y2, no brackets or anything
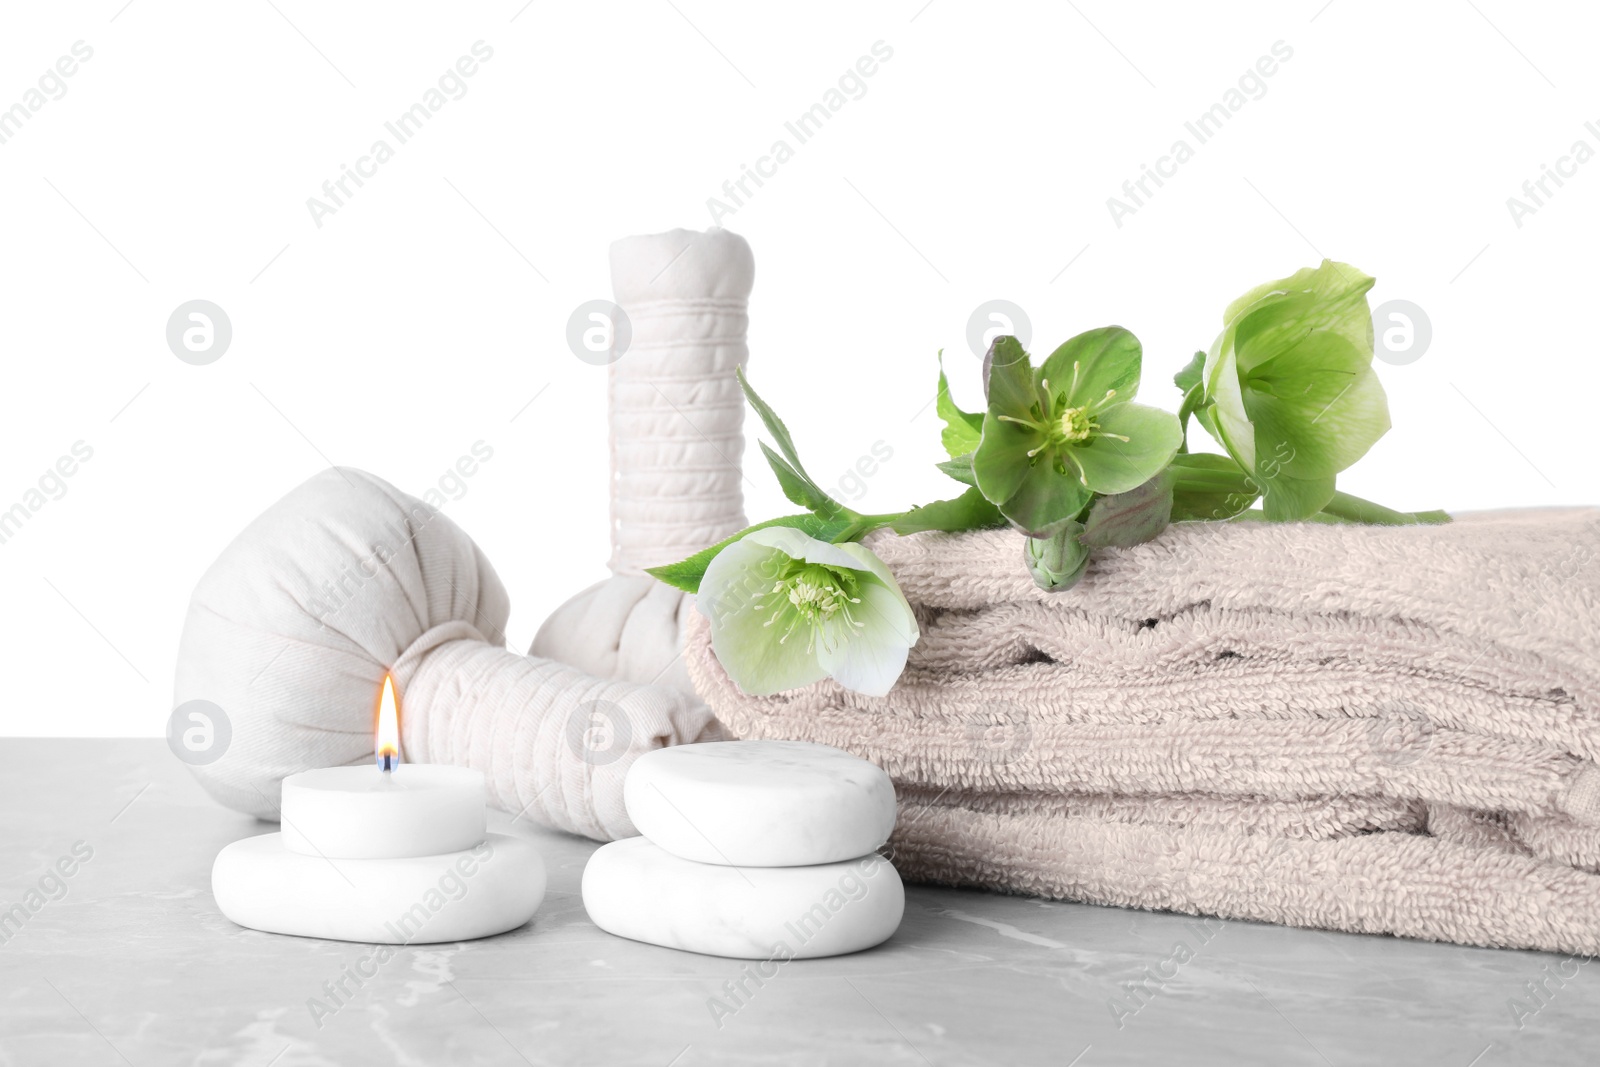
1200,260,1392,520
972,328,1183,537
697,526,918,698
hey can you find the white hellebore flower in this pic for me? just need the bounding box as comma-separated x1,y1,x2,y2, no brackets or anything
697,527,919,698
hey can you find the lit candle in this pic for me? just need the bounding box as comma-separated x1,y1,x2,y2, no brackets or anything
212,674,545,944
280,677,486,860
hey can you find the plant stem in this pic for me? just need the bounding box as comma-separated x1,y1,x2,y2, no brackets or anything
823,512,910,543
1318,490,1450,526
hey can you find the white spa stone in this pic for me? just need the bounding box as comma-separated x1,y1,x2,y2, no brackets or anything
623,740,896,867
212,832,544,944
582,836,903,959
280,764,486,859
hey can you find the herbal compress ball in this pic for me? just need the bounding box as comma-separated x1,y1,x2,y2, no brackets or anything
175,468,720,840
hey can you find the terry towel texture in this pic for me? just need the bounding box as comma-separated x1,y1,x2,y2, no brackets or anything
684,507,1600,954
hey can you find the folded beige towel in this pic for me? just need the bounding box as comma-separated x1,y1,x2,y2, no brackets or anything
684,507,1600,954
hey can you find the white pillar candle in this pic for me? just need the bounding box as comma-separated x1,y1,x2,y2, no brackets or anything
281,765,486,860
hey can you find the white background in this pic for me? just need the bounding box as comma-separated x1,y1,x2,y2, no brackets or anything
1,1,1595,737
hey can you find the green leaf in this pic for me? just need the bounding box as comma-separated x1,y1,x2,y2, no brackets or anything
936,452,978,486
1174,350,1206,396
738,366,860,526
890,486,1006,535
645,514,853,594
759,442,846,519
737,366,818,483
935,351,984,459
1166,452,1259,522
1037,326,1142,408
1081,476,1173,549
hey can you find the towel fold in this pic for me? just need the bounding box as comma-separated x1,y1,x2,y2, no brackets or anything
683,506,1600,953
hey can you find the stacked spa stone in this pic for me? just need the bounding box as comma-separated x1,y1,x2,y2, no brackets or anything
582,741,905,959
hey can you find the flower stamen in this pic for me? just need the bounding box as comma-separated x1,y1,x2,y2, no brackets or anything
766,563,864,651
1056,406,1095,444
998,414,1048,432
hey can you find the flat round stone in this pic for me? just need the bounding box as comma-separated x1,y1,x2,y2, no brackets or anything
213,832,545,944
624,740,896,867
582,836,903,959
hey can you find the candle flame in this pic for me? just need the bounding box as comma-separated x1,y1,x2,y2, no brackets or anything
375,674,401,771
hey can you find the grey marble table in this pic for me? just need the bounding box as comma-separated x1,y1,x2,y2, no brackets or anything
1,740,1594,1066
